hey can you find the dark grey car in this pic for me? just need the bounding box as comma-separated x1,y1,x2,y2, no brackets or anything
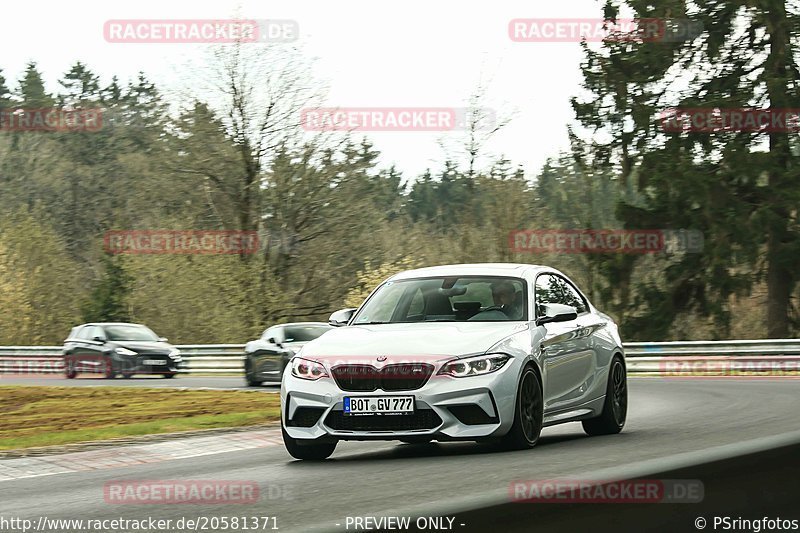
244,322,332,386
62,322,182,379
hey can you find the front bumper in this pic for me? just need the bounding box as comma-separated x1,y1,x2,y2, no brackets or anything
123,354,182,374
281,359,521,441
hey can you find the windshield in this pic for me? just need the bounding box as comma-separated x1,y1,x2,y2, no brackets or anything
103,325,160,342
352,276,527,324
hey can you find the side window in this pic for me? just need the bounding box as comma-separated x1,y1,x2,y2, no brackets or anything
556,278,588,314
535,274,588,315
74,326,88,340
534,274,558,316
274,326,287,343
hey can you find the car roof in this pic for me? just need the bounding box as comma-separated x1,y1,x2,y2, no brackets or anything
78,322,149,328
387,263,551,281
271,322,331,328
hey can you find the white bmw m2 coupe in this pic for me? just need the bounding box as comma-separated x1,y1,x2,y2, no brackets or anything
281,263,627,460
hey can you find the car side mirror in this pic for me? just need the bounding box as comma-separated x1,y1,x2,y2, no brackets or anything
536,303,578,326
267,337,283,348
329,308,357,327
92,335,106,342
158,337,168,342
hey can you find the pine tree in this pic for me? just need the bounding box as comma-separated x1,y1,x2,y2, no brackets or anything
58,61,101,107
81,255,132,322
102,75,123,105
18,62,54,108
573,0,800,338
0,69,12,109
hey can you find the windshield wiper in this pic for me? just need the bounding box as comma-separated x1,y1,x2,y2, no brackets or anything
356,321,390,325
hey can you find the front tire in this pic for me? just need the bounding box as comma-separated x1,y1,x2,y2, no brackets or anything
163,372,176,379
104,358,116,379
500,366,543,450
582,356,627,436
245,374,263,387
244,358,263,387
281,424,337,460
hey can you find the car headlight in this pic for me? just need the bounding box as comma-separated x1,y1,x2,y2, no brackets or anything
290,357,328,380
115,347,137,356
168,349,181,359
438,353,510,378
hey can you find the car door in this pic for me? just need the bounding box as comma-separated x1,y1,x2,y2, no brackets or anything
63,326,83,369
70,326,93,371
278,326,305,373
264,326,285,356
252,326,286,377
78,325,108,372
534,273,596,412
557,275,607,404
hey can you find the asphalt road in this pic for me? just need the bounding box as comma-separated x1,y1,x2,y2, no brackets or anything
2,378,800,532
0,375,277,391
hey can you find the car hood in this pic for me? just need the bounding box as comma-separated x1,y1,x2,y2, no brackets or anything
284,341,309,350
245,340,309,352
113,341,174,353
300,322,529,363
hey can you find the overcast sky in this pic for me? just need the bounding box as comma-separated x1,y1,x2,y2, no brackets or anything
2,0,608,180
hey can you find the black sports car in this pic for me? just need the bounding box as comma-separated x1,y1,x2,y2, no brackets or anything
244,322,332,386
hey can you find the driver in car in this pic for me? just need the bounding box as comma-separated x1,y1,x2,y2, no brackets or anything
469,281,518,320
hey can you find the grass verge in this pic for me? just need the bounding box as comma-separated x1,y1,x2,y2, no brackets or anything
0,386,280,450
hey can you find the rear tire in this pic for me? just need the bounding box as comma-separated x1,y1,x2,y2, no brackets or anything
281,423,337,460
582,356,627,436
500,366,543,450
64,359,77,379
121,372,134,379
163,372,176,379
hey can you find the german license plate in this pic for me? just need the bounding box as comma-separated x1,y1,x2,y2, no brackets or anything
343,396,414,415
143,359,166,365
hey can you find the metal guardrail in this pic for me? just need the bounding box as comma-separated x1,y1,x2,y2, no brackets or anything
623,339,800,374
0,345,246,375
1,339,799,376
